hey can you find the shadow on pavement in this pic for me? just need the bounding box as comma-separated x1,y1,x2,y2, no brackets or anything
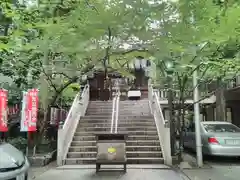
184,148,240,165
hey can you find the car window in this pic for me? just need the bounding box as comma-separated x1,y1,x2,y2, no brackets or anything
203,124,240,133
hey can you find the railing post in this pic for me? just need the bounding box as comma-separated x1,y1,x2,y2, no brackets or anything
57,121,64,166
111,97,116,133
164,127,172,165
114,92,120,133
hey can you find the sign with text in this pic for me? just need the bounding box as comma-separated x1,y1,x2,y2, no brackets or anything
20,89,39,132
0,89,8,132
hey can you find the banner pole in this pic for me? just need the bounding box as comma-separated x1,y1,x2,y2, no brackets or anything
26,131,29,156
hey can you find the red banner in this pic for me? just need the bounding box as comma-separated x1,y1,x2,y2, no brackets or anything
0,89,8,132
25,89,39,132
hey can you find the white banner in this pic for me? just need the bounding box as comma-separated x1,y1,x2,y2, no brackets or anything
20,91,28,132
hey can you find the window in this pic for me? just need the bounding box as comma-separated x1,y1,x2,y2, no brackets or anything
203,123,240,133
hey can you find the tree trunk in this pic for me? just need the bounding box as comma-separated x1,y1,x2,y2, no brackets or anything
38,46,50,145
167,76,175,156
215,78,226,121
177,90,185,162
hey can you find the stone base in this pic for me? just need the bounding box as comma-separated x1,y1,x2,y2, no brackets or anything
179,161,193,169
28,150,56,167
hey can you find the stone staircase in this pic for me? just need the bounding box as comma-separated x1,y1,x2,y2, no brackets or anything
65,100,163,165
66,100,112,164
117,100,163,164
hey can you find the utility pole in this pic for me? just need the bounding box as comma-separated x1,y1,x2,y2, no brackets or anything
193,70,203,167
167,75,175,156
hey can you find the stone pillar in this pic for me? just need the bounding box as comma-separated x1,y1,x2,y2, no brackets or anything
57,123,64,166
164,109,170,121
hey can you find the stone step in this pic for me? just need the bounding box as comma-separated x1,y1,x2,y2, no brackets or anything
85,112,112,116
118,106,149,109
127,157,164,164
65,158,95,165
126,140,160,146
88,104,113,107
87,104,112,107
86,109,112,114
81,116,112,120
85,113,152,116
79,120,154,124
76,126,157,132
67,151,162,158
87,105,113,108
118,113,152,116
74,131,158,136
118,107,150,110
118,124,156,127
79,122,156,127
64,157,164,165
68,145,161,152
71,140,160,146
69,146,97,152
127,135,159,140
73,136,96,141
119,100,149,102
118,111,151,114
86,110,150,115
118,115,153,119
88,102,113,105
67,152,96,158
73,135,159,141
87,107,113,109
87,107,113,110
89,101,113,104
71,140,96,146
126,146,161,151
81,116,153,120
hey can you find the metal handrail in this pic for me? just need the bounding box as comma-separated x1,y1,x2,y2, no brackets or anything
111,96,116,133
62,92,80,129
154,91,168,126
114,90,120,133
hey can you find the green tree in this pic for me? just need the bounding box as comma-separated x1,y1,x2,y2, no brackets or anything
0,0,158,143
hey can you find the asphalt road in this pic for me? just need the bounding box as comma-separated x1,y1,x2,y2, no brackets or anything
205,156,240,166
183,151,240,180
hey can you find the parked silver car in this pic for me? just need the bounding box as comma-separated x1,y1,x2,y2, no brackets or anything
0,142,30,180
183,121,240,156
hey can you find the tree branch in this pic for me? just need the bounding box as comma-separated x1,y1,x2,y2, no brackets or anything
184,90,216,110
189,41,209,64
52,72,72,79
85,0,99,14
39,61,58,92
111,48,149,56
49,76,79,106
